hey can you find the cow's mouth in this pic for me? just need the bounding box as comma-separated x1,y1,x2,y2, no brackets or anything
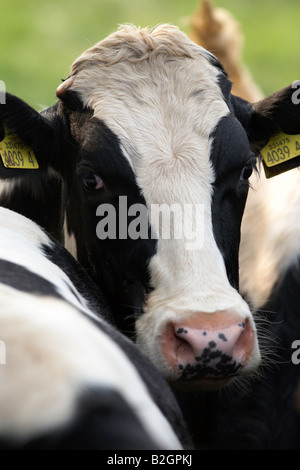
170,371,238,391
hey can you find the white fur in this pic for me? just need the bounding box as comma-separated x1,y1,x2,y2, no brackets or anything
0,288,181,449
67,24,260,377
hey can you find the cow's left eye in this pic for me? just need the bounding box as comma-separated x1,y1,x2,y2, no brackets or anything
240,164,253,181
81,172,104,191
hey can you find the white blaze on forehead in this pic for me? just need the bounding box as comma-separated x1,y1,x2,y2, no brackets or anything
70,25,229,181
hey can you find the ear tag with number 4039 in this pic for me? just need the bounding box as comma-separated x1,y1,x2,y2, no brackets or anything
0,125,39,169
260,131,300,178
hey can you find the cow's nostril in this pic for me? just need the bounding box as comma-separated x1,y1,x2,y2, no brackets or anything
161,323,195,369
174,327,195,366
231,318,254,365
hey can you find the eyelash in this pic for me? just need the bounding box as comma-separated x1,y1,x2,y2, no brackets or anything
240,156,258,182
240,164,253,181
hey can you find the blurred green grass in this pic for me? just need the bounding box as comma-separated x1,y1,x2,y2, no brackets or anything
1,0,299,109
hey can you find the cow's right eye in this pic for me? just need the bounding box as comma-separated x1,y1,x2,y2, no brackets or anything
240,164,253,181
81,172,104,191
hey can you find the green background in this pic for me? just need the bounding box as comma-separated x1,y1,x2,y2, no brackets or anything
1,0,299,109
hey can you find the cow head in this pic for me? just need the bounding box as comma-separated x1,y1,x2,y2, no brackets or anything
1,25,300,390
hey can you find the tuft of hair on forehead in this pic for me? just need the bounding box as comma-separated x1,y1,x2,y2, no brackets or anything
71,23,215,73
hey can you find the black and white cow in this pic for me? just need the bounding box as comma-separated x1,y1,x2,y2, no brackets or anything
1,24,300,392
0,207,191,450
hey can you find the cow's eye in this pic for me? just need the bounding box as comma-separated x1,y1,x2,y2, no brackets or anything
240,164,253,181
81,172,104,191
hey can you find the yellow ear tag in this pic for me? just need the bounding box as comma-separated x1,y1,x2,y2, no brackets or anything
260,131,300,178
0,125,39,169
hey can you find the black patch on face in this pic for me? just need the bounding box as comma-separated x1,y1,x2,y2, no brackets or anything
217,72,233,107
209,113,254,290
62,111,157,336
207,53,228,78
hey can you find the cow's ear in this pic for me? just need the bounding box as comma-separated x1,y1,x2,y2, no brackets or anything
248,84,300,151
56,76,83,111
0,93,62,179
232,83,300,152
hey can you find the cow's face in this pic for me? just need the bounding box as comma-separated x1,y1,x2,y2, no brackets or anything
1,25,299,390
55,25,259,390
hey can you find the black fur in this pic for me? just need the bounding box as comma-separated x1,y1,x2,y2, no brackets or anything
0,176,63,241
210,113,254,289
